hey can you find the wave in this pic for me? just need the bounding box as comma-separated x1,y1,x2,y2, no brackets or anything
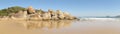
79,18,120,21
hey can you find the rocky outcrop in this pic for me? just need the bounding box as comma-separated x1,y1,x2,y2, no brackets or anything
7,6,79,20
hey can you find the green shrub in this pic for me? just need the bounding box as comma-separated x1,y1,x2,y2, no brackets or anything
0,6,26,16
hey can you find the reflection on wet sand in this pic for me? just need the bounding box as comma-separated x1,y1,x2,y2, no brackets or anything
0,19,120,34
21,20,76,30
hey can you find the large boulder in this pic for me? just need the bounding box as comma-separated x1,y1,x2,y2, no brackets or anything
12,11,24,18
48,9,58,20
27,6,35,14
9,11,28,20
63,12,77,20
51,13,58,20
28,14,42,20
23,11,27,18
56,10,65,19
36,9,45,14
48,9,54,14
56,10,62,14
42,12,51,20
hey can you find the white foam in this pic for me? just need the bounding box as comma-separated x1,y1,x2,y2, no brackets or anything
80,18,120,21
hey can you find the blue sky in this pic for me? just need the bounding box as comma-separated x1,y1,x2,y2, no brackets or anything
0,0,120,17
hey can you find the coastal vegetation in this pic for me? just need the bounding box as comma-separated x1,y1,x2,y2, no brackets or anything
0,6,25,16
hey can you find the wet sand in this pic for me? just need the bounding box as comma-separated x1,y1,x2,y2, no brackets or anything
0,18,120,34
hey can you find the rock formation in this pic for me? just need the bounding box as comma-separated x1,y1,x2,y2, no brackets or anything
5,6,79,20
42,12,51,20
56,10,65,20
27,6,35,14
23,11,27,18
48,9,58,20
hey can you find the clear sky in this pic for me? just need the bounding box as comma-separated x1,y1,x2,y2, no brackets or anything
0,0,120,17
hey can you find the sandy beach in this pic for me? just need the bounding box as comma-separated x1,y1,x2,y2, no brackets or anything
0,18,120,34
